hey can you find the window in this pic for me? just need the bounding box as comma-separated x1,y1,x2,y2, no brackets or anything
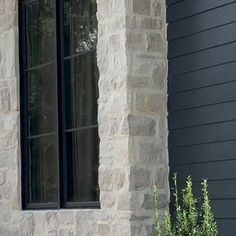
19,0,99,209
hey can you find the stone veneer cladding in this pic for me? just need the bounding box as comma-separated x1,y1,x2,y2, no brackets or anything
0,0,168,235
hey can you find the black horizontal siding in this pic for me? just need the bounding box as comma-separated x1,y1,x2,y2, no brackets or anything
169,140,236,165
171,179,236,199
168,2,236,40
168,101,236,129
168,61,236,94
167,0,236,23
170,160,236,181
168,81,236,111
169,120,236,147
167,1,236,232
166,0,184,7
168,21,236,58
217,220,236,235
169,41,236,76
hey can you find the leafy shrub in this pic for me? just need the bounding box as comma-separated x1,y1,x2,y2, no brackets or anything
153,174,218,236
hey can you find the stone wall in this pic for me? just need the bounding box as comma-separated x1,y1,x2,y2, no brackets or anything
126,0,169,234
0,0,168,235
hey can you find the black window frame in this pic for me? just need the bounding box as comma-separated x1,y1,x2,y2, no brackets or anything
19,0,100,210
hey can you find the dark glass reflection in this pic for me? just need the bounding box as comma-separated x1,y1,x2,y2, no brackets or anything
64,53,99,129
28,65,57,136
63,0,97,57
63,0,99,203
26,0,55,68
66,128,99,202
25,0,58,205
29,135,58,203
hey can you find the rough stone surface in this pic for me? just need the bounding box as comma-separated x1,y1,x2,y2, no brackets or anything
0,0,168,235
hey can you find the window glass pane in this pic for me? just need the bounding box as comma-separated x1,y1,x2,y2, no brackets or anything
63,0,97,57
64,52,99,129
66,128,99,202
29,135,58,203
25,0,55,68
62,0,99,204
28,65,57,136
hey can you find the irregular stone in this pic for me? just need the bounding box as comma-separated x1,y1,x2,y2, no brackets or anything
128,115,156,136
20,213,35,236
153,0,162,17
131,167,151,190
0,1,4,15
139,141,161,163
100,192,116,209
140,18,162,30
46,212,58,233
141,193,153,210
99,166,113,191
128,76,149,88
112,168,127,190
152,63,166,89
59,228,73,236
97,223,110,235
146,33,164,53
0,171,5,185
127,32,146,50
109,34,121,52
133,0,150,15
135,93,165,113
0,87,10,112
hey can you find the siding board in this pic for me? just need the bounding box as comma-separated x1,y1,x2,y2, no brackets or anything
168,2,236,40
167,0,236,23
170,179,236,199
169,41,236,76
170,160,236,181
168,101,236,129
168,81,236,111
168,61,236,94
169,120,236,147
169,140,236,165
168,21,236,58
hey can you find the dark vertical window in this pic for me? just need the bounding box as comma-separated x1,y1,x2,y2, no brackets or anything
20,0,99,209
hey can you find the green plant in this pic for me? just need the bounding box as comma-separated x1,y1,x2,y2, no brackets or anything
153,174,218,236
200,180,218,236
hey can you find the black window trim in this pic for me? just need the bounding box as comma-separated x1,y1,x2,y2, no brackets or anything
19,0,100,210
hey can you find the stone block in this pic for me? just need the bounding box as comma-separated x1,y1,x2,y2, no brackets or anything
0,87,10,112
152,0,162,17
152,62,166,89
46,212,58,233
100,192,116,209
59,228,73,236
127,32,146,50
5,0,17,13
146,33,164,53
97,223,110,235
133,0,150,15
128,115,156,136
0,171,5,185
140,18,162,30
109,34,121,52
99,166,113,191
0,0,4,15
20,213,35,236
128,76,149,89
135,93,165,113
130,167,151,190
139,141,162,163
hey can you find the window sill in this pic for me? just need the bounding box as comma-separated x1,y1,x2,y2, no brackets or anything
22,201,100,211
